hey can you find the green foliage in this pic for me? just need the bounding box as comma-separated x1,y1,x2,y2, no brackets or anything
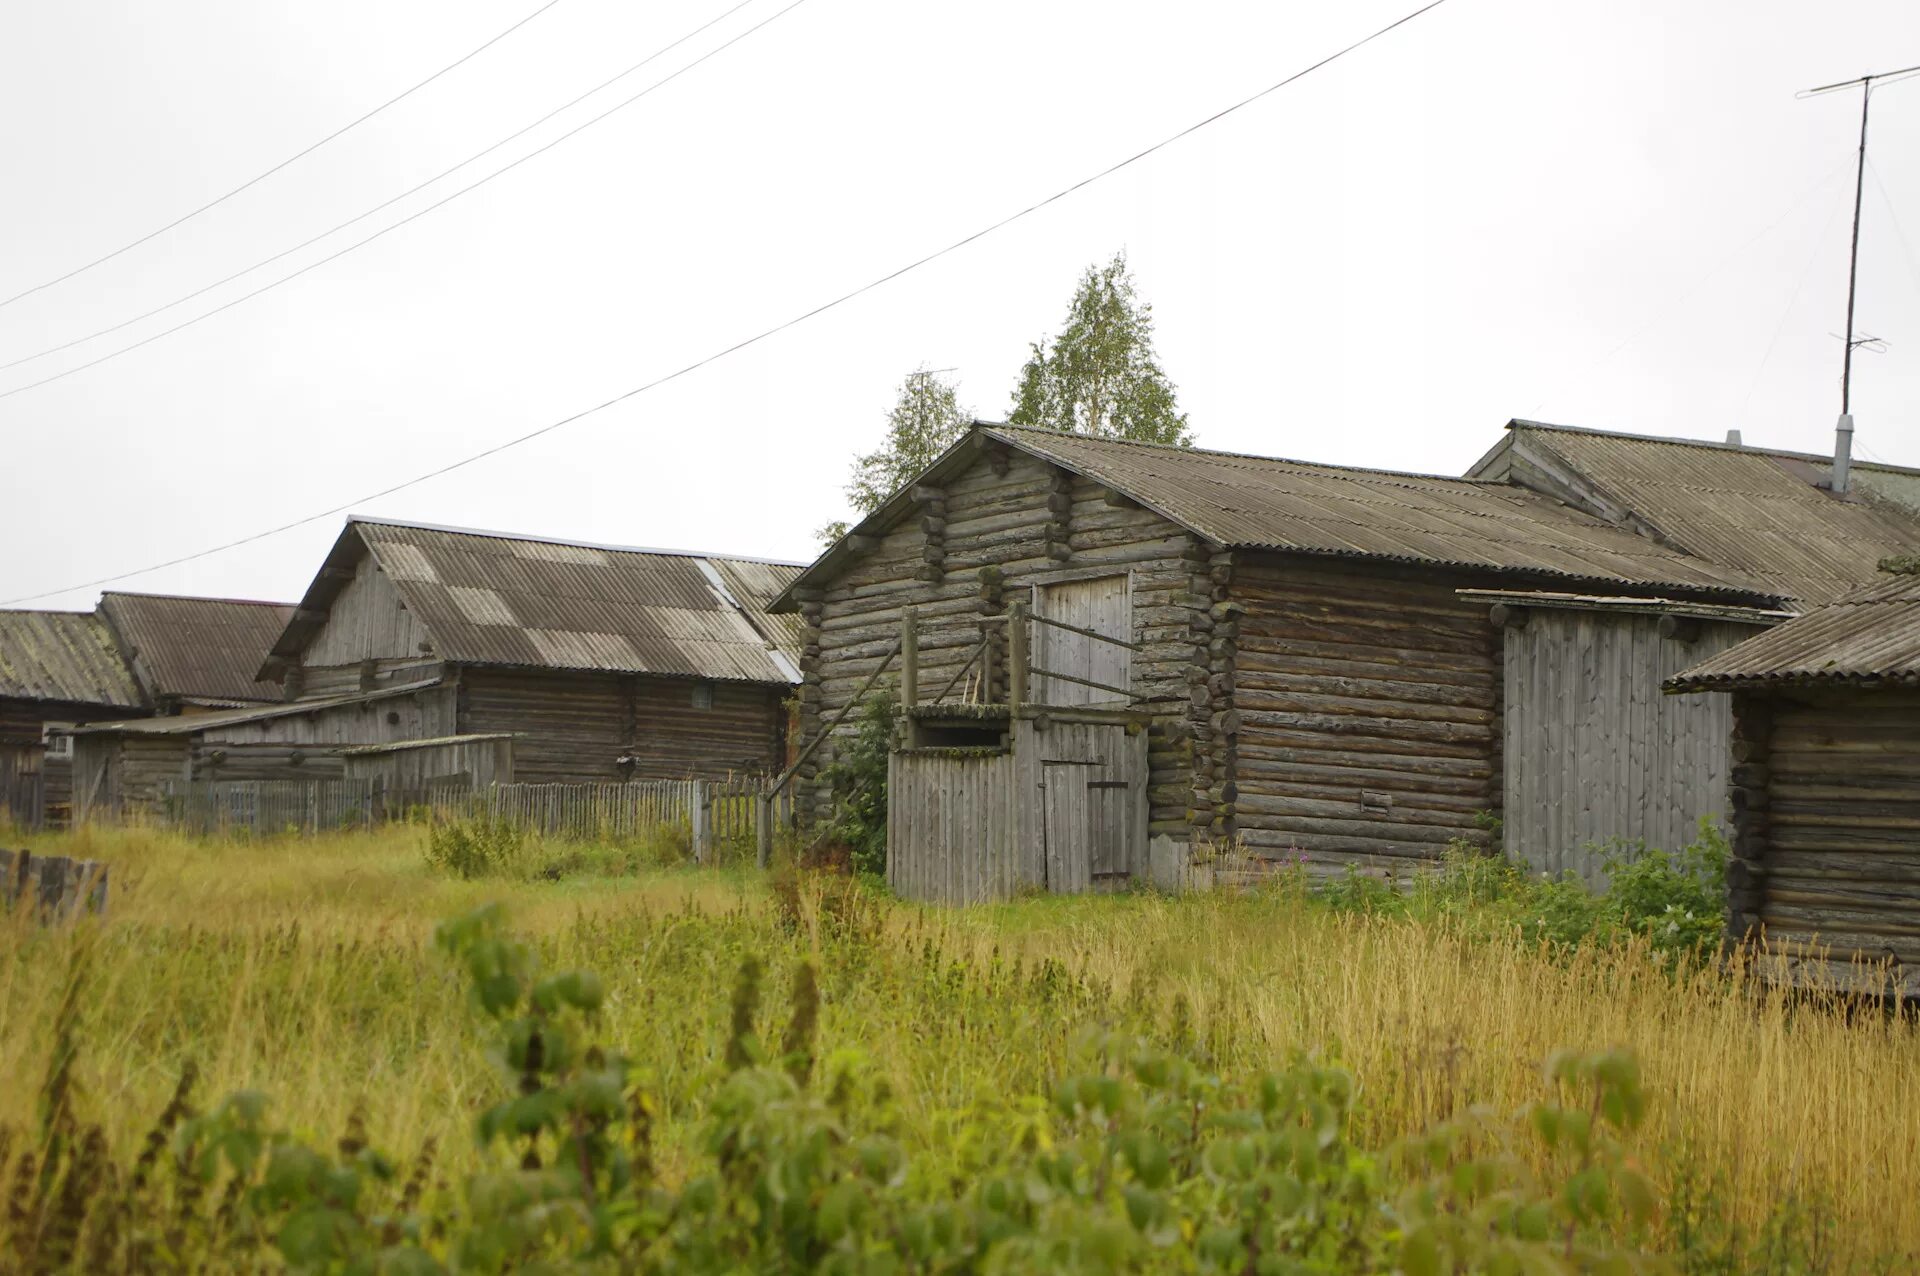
424,817,527,881
813,692,897,877
1008,251,1192,446
820,368,970,545
1318,821,1729,963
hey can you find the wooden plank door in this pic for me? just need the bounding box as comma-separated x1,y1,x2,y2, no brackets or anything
1038,721,1140,892
1033,575,1131,706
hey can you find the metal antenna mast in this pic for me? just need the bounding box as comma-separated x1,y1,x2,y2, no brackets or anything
1798,63,1920,492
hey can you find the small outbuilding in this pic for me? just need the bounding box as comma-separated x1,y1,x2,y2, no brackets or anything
0,610,145,825
1668,569,1920,993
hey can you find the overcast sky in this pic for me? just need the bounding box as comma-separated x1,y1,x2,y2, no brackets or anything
3,0,1917,610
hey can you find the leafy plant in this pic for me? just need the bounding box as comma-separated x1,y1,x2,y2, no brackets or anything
423,816,527,881
812,691,897,877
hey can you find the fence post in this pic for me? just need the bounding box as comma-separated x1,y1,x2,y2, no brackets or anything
1008,599,1029,711
901,606,919,707
691,779,710,865
756,791,774,868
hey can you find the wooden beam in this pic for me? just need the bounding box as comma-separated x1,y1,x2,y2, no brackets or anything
1488,603,1528,629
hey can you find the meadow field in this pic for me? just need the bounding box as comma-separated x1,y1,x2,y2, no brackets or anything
3,823,1918,1272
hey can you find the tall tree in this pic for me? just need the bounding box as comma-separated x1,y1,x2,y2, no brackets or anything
818,368,969,543
1008,251,1191,446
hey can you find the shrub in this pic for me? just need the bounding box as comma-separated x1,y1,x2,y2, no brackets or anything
812,691,897,878
423,816,526,880
1602,819,1728,961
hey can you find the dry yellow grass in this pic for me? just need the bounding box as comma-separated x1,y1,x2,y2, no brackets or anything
4,822,1918,1265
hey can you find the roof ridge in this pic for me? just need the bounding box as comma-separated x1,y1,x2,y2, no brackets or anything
981,422,1514,489
102,590,293,608
346,515,805,567
1508,418,1920,475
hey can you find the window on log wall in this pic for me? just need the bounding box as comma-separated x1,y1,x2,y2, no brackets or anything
1032,574,1132,706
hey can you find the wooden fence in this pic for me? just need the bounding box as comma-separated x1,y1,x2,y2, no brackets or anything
2,849,109,920
160,777,791,861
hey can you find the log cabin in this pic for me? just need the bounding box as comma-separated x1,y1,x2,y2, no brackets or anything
774,423,1785,894
1667,568,1920,994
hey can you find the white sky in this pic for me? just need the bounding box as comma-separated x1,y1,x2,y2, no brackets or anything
3,0,1918,610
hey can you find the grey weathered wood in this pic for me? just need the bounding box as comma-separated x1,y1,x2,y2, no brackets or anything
1499,606,1764,884
900,608,919,706
2,848,110,920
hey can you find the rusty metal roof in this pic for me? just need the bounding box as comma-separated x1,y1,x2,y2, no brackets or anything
1497,422,1920,603
271,519,802,684
986,426,1767,595
99,592,292,705
1667,572,1920,690
0,610,143,708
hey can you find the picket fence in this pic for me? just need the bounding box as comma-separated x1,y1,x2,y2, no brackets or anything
162,777,790,858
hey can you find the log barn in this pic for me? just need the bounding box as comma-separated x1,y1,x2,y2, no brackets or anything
1668,569,1920,994
258,518,801,785
1469,422,1920,876
0,610,145,825
774,423,1773,894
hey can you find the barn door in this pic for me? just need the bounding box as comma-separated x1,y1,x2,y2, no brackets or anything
1032,574,1131,706
1038,723,1137,892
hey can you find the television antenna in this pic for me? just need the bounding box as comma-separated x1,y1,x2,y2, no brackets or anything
1798,63,1920,491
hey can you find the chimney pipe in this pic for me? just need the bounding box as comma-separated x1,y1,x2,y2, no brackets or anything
1833,413,1854,495
1724,429,1742,447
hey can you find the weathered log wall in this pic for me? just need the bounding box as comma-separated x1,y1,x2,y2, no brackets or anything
1734,687,1920,973
1232,555,1503,871
794,445,1199,840
1501,608,1761,884
458,669,783,784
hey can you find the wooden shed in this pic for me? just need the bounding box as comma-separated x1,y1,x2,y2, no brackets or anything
258,518,802,784
0,610,145,826
774,424,1775,890
1467,421,1920,877
1668,571,1920,994
1465,591,1788,883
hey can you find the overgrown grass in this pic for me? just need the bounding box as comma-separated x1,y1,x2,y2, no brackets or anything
2,823,1918,1269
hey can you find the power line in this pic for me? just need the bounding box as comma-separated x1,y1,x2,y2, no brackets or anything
1,0,1454,607
0,0,765,376
0,0,566,311
0,0,809,402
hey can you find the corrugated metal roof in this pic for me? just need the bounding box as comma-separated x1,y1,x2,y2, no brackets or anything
1667,572,1920,690
0,610,144,708
1507,423,1920,604
99,592,292,705
273,519,802,684
983,426,1768,596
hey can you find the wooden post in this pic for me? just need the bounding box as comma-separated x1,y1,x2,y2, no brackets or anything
979,619,997,705
901,607,919,706
756,792,774,868
1009,600,1029,711
691,779,710,866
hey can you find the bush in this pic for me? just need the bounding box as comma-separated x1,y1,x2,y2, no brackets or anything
423,816,526,880
812,692,897,878
1602,819,1728,961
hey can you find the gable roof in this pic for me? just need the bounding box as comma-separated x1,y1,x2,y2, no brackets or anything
1473,421,1920,604
0,610,143,709
268,518,802,685
776,424,1775,610
99,592,293,706
1667,571,1920,691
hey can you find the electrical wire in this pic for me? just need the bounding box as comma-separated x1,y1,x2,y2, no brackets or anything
0,0,765,375
0,0,1454,606
0,0,807,401
0,0,567,310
